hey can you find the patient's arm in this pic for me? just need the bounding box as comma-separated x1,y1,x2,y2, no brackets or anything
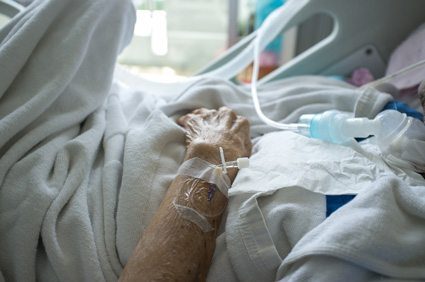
119,107,251,282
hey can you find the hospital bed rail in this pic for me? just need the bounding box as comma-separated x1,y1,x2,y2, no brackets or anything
0,0,23,18
198,0,425,83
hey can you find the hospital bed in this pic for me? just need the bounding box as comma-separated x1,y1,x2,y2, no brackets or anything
1,1,425,281
0,0,22,18
2,0,425,79
199,0,425,82
3,0,424,82
0,0,21,28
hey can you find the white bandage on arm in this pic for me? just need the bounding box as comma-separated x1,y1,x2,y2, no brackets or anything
173,157,232,232
177,157,231,197
173,148,249,232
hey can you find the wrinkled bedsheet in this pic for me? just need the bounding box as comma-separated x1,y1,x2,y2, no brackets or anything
2,0,424,281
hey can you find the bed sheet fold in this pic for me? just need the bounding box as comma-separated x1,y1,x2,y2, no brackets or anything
0,0,399,281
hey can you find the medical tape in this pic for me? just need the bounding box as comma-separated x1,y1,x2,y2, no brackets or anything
177,157,231,197
173,157,232,232
173,200,214,232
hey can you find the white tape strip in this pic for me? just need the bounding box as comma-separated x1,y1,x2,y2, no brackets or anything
173,157,236,232
177,157,231,197
173,201,214,232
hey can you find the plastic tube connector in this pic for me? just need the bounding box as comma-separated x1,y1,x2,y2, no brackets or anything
299,109,423,147
297,109,425,170
220,158,250,170
236,157,250,169
299,110,380,144
219,147,250,172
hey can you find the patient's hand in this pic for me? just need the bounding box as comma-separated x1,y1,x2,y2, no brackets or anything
178,107,252,164
120,107,252,282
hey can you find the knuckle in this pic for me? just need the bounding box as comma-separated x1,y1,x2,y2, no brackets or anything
241,117,249,125
219,106,231,112
177,115,188,124
237,116,249,126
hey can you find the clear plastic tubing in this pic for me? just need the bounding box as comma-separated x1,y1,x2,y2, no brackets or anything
251,0,310,133
249,0,425,139
211,0,310,80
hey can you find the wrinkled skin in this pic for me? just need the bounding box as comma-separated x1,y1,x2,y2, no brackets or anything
120,107,252,282
178,107,251,157
178,107,252,182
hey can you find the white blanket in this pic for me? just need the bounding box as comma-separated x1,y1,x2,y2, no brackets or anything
207,132,425,282
0,0,401,281
278,176,425,281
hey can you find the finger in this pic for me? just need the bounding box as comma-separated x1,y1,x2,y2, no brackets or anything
218,107,237,127
177,113,201,127
177,113,195,127
231,116,250,132
177,115,189,126
192,108,205,114
202,108,218,119
193,108,216,115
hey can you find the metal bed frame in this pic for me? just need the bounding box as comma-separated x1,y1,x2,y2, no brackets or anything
0,0,23,18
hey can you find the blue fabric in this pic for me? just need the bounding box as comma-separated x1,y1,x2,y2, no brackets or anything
326,195,355,217
383,101,423,121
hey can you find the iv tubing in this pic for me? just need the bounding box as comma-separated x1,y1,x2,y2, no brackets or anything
362,58,425,89
250,0,309,132
250,0,425,132
208,0,309,80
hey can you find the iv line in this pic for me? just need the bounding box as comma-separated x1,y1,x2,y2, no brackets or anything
250,1,309,133
251,4,425,134
362,58,425,89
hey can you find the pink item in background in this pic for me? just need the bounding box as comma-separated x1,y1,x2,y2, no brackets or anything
259,52,279,67
348,67,375,86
